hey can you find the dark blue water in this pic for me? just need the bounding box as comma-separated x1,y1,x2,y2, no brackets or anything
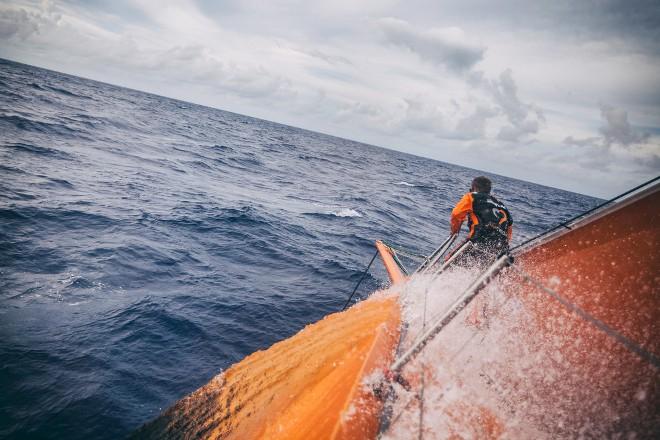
0,58,601,439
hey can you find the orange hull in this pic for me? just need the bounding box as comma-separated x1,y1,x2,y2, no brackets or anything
133,290,401,439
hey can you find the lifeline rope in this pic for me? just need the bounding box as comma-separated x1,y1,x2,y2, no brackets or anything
341,249,378,311
381,241,428,261
384,266,517,434
509,264,660,369
342,242,429,313
418,277,430,439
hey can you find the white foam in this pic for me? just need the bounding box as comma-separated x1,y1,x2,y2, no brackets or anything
330,207,362,217
378,262,640,438
380,267,549,438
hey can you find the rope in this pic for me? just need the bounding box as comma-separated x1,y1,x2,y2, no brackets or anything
391,252,410,276
509,264,660,369
391,255,513,372
393,249,427,262
341,250,378,311
384,280,516,434
415,234,457,274
381,241,428,261
510,175,659,253
418,278,430,439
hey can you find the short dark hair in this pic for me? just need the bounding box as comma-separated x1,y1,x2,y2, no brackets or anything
471,176,492,193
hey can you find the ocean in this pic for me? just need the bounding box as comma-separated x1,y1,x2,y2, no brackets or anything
0,58,601,439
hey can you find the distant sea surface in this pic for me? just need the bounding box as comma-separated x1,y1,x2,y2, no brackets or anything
0,58,601,439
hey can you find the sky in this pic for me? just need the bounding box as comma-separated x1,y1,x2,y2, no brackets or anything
1,0,659,197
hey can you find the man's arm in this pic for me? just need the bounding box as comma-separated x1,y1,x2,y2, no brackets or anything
450,193,473,234
503,205,513,241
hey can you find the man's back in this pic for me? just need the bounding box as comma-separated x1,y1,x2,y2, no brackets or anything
448,176,513,266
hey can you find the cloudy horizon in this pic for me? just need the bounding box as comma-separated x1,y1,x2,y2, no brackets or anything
1,0,659,198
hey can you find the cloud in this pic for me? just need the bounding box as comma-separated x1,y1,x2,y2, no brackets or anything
486,69,545,142
329,66,545,145
294,47,352,66
455,105,499,139
0,3,60,40
562,136,601,147
599,103,651,146
562,104,659,173
564,103,651,149
376,17,485,72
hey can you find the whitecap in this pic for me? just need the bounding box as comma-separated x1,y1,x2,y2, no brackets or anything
329,208,362,217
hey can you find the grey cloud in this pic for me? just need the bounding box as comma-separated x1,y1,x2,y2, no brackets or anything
298,48,352,66
377,17,484,72
486,69,545,142
0,6,59,40
455,106,498,139
410,0,660,56
563,136,601,147
399,97,451,133
391,69,544,142
334,100,383,124
497,120,540,142
564,104,651,149
151,45,295,100
599,103,650,146
563,104,659,174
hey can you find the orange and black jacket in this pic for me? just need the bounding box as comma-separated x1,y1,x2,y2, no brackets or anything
450,192,513,241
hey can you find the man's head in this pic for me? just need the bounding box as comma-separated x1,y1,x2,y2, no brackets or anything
471,176,492,194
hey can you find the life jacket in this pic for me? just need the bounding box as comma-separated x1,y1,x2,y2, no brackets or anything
468,192,512,242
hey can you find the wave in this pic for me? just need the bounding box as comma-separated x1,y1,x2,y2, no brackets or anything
29,81,93,100
0,142,75,160
331,208,362,217
0,115,80,137
304,207,363,218
394,181,436,189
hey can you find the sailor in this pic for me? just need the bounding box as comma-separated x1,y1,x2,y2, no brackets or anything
448,176,513,267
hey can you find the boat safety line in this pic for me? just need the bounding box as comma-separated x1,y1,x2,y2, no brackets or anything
418,264,431,439
391,254,513,372
433,240,472,275
341,249,379,311
381,241,428,261
382,261,525,435
391,252,410,276
415,234,456,273
510,265,660,370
